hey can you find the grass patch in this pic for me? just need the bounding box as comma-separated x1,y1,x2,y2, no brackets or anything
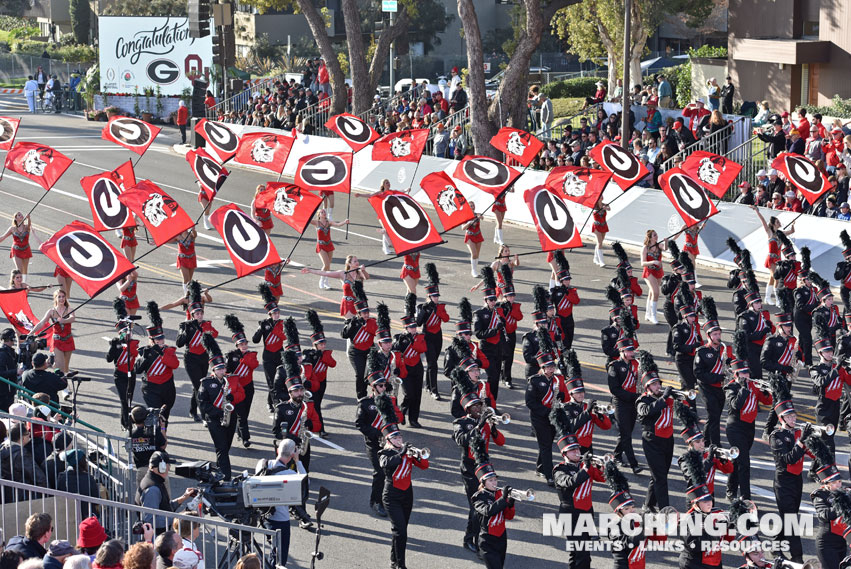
552,97,584,119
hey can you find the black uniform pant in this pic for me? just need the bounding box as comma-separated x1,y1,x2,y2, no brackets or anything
747,342,764,379
613,400,638,467
501,331,516,387
401,362,424,423
817,532,848,569
114,370,136,429
642,433,674,510
663,299,677,327
206,417,236,479
698,383,724,446
141,380,176,420
675,353,696,390
726,422,755,500
530,415,555,477
774,472,803,561
365,440,384,506
185,352,208,417
559,314,575,350
795,313,813,366
424,331,442,394
262,350,282,410
479,533,508,569
312,379,327,431
348,345,369,400
462,471,480,544
236,382,253,442
481,340,503,402
382,486,413,569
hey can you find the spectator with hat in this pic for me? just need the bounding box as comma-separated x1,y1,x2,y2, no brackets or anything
783,188,803,212
840,202,851,221
756,168,769,189
57,450,102,519
682,99,710,138
582,81,607,110
432,122,449,158
7,513,53,559
670,117,696,149
767,168,785,194
43,540,75,569
735,181,755,205
448,125,465,159
76,517,108,558
172,514,205,569
135,450,198,535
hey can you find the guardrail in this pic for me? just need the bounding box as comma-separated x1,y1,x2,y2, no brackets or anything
542,103,604,141
722,134,772,201
211,76,283,119
423,105,470,157
659,117,743,172
0,479,283,569
300,90,411,138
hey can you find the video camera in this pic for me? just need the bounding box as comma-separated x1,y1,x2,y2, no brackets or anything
140,405,167,437
17,334,47,368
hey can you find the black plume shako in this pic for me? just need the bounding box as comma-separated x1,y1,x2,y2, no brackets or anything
284,317,300,347
841,230,851,253
500,262,514,290
777,230,793,253
773,259,794,282
801,246,811,275
679,251,694,275
258,282,276,306
769,371,792,406
615,267,630,291
283,349,301,379
811,270,830,293
565,349,582,379
425,262,440,288
188,279,203,303
549,400,572,440
617,307,636,341
677,286,695,312
202,331,222,360
612,241,629,267
701,296,719,323
831,488,851,528
459,297,473,323
480,265,497,291
606,285,624,311
113,297,128,321
675,398,700,431
814,307,831,344
533,285,549,313
146,300,163,328
605,459,631,497
451,335,474,361
470,426,489,467
536,326,556,359
366,346,382,378
726,236,743,263
733,328,749,363
377,302,390,331
727,498,753,528
352,279,367,304
668,239,682,264
451,365,477,399
224,313,244,337
636,350,658,381
375,392,398,430
554,250,570,274
806,428,835,471
744,270,761,297
405,293,417,320
306,309,324,337
680,447,707,488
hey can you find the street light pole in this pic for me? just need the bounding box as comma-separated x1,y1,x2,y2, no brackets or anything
620,0,631,150
389,11,395,97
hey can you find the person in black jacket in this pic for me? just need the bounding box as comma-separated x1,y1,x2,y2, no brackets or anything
0,327,20,411
470,440,514,569
136,450,197,533
20,353,66,405
608,324,642,474
6,512,52,560
355,367,393,518
196,333,236,479
795,248,818,366
0,423,47,502
474,267,504,402
671,287,701,391
808,433,848,569
635,351,675,510
755,121,786,158
56,449,101,519
416,264,449,400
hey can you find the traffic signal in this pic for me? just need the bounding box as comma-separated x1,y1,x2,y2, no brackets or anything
212,33,222,64
188,0,210,38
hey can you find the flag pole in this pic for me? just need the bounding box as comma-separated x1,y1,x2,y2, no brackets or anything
22,159,75,218
345,149,355,240
0,117,21,182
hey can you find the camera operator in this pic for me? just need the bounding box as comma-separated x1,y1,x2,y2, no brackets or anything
21,353,67,406
254,438,304,567
18,332,46,373
129,405,167,473
136,450,198,535
0,328,21,412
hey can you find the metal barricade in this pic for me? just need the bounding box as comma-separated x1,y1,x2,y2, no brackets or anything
723,134,772,201
0,479,283,569
423,105,469,157
546,103,604,141
211,76,282,118
0,410,135,506
659,117,744,172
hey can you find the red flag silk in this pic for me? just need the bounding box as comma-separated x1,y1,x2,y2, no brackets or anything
544,166,612,209
489,127,543,167
194,119,240,162
452,156,521,197
101,116,161,156
39,220,136,298
112,160,137,189
771,152,834,204
294,153,353,194
0,289,38,335
209,204,282,278
0,116,21,151
659,168,720,228
523,186,584,252
4,142,73,191
186,148,229,202
588,141,648,191
419,171,475,231
118,180,195,246
367,191,443,255
371,129,429,162
325,113,379,153
253,183,323,234
233,132,295,173
80,167,137,231
680,151,744,199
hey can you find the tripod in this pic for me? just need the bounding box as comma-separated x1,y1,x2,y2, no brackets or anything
218,526,271,569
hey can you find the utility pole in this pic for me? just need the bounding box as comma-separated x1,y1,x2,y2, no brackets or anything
620,0,631,150
389,10,395,97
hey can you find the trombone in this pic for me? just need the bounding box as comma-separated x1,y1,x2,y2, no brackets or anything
500,487,536,501
671,388,698,401
484,406,511,425
715,446,739,460
406,446,430,460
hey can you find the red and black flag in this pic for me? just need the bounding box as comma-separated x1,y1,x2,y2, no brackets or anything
489,127,543,167
101,116,161,156
325,113,379,152
4,141,73,191
371,129,429,162
588,140,648,191
194,119,240,162
524,185,583,252
368,191,443,255
0,116,21,151
186,147,229,202
253,183,323,233
118,180,194,246
40,220,136,298
209,204,282,278
80,163,138,231
0,288,38,335
659,167,720,228
294,152,353,194
419,171,475,231
772,152,833,204
681,150,744,199
233,132,295,173
544,166,612,209
453,156,521,197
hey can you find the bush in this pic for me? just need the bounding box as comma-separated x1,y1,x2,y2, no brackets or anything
802,96,851,119
11,40,96,62
0,16,30,31
541,77,605,99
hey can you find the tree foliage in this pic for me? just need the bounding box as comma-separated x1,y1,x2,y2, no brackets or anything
0,0,28,18
69,0,90,44
668,44,727,107
101,0,187,16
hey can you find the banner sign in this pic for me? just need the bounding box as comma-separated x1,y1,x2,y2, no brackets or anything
99,17,212,96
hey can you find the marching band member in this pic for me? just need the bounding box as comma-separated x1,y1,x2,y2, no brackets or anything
811,313,851,454
762,289,802,378
272,350,322,472
301,255,370,317
675,401,733,499
738,271,775,380
795,247,818,365
606,460,652,569
562,349,611,454
615,269,639,343
252,283,285,412
497,264,523,390
590,195,610,267
224,314,258,448
725,329,772,502
136,301,179,421
526,329,566,486
197,333,236,479
608,316,641,474
275,317,303,404
636,350,674,510
660,239,685,328
445,297,490,381
612,242,643,298
470,441,514,569
378,397,429,569
416,263,449,400
264,262,284,300
106,298,139,429
523,286,556,377
302,309,335,436
726,238,752,317
694,297,729,447
601,286,625,362
550,252,580,350
670,287,702,391
475,267,505,402
120,225,138,263
341,280,378,400
836,230,851,294
391,295,425,428
448,340,492,418
813,271,844,348
681,221,706,288
175,281,219,422
399,251,420,295
809,433,849,569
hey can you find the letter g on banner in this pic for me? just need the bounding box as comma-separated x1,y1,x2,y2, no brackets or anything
382,194,430,244
210,205,282,277
524,186,583,251
589,141,648,191
91,178,130,230
659,168,719,227
56,231,118,282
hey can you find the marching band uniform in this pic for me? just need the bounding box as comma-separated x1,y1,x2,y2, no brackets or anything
562,352,611,454
252,284,286,411
550,253,580,350
224,314,259,447
635,352,674,510
671,289,702,391
813,279,844,349
341,282,377,400
302,310,336,435
497,265,522,389
761,292,801,380
737,285,774,379
471,462,514,569
416,265,449,400
175,295,218,421
475,270,505,402
136,302,179,420
811,463,849,569
393,295,426,427
810,334,851,454
273,351,322,472
197,334,236,479
106,299,139,429
525,343,566,485
794,256,818,366
608,334,641,473
693,299,728,447
523,287,556,377
607,466,653,569
728,269,749,317
659,247,685,328
678,484,727,569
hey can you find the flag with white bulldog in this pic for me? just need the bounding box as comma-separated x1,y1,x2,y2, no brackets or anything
419,171,475,231
253,182,323,233
4,141,73,190
118,180,194,246
371,129,429,162
233,132,295,174
681,150,743,199
489,127,543,167
544,166,612,209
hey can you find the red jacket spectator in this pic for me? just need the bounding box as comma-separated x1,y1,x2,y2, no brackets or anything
682,103,710,137
204,91,216,109
176,104,189,126
318,63,329,86
796,116,810,139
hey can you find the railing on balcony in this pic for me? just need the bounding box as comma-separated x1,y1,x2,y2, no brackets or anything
210,76,282,118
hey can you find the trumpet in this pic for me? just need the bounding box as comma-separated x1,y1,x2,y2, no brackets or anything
500,487,536,501
221,403,234,428
715,446,739,460
586,453,616,468
803,423,835,437
592,402,615,416
406,446,430,460
390,375,403,392
750,379,772,391
671,388,698,401
484,406,511,425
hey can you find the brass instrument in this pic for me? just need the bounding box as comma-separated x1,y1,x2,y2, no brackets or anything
303,390,313,403
587,453,615,468
298,421,309,456
499,487,536,501
751,379,772,391
716,446,739,460
671,388,698,401
484,406,511,425
406,446,430,460
805,423,835,437
390,375,403,393
221,379,233,427
770,558,822,569
592,402,615,415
